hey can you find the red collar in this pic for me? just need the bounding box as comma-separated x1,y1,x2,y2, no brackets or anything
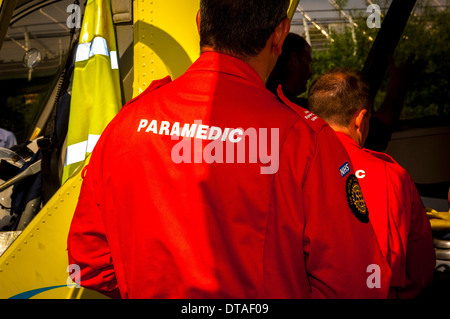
335,131,362,149
186,51,265,88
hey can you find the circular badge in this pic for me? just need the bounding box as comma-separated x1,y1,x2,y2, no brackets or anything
346,174,369,223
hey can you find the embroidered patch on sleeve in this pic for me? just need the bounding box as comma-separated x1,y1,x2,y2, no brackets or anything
346,174,369,223
339,161,350,177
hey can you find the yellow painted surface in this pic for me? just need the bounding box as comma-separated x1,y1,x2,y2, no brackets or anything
0,158,104,299
132,0,200,96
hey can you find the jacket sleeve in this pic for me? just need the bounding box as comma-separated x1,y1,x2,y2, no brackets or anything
66,77,171,299
67,151,121,299
301,125,392,298
397,175,436,298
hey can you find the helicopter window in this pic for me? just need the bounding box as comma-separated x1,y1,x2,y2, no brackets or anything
292,1,388,98
0,0,80,144
294,0,448,130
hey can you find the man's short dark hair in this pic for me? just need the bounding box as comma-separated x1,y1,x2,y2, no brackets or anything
308,68,372,127
278,33,310,67
267,33,310,87
199,0,290,59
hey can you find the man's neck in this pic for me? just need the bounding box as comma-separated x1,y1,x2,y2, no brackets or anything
200,46,274,84
330,125,363,147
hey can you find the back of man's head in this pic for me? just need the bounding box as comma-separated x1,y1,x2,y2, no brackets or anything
278,33,310,70
266,32,311,97
308,68,372,127
199,0,290,59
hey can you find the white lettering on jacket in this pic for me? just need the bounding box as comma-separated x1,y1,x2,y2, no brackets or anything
137,119,280,174
137,119,242,143
356,170,366,179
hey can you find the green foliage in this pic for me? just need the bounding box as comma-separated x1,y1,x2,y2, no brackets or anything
305,1,450,124
301,10,380,99
397,4,450,120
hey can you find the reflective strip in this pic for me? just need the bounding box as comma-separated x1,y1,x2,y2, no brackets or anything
75,42,91,62
75,37,118,69
86,134,100,153
110,50,118,69
65,140,87,166
89,37,108,58
65,134,101,166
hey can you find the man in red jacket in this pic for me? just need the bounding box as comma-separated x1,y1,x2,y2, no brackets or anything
308,68,436,298
67,0,391,299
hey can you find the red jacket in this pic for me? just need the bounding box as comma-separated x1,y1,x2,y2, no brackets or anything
67,52,391,299
336,132,435,298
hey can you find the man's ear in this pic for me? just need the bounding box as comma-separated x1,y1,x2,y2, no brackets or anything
355,108,368,131
196,10,201,35
272,18,290,56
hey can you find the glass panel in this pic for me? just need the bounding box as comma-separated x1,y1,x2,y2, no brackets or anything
0,0,76,144
291,0,391,96
393,0,450,128
291,0,449,130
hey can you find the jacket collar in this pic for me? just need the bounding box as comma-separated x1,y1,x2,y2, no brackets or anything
186,51,265,88
335,131,362,149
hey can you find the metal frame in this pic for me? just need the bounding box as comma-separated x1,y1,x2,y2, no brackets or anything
362,0,418,98
0,0,20,51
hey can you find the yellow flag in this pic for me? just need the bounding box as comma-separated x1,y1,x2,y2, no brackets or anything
62,0,121,183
